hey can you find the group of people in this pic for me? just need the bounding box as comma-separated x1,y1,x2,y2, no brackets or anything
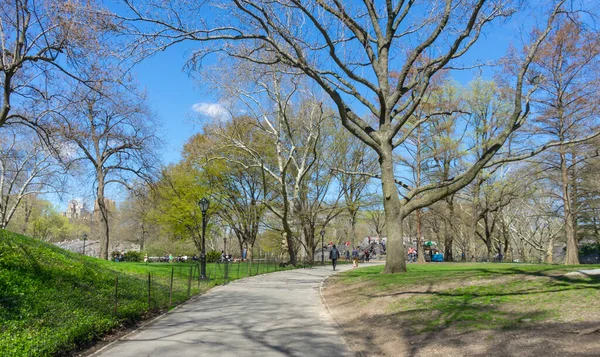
406,247,446,262
142,254,199,263
328,245,365,270
220,251,234,262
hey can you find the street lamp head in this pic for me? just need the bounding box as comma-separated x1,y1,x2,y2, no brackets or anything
320,230,325,237
82,233,87,240
199,197,210,213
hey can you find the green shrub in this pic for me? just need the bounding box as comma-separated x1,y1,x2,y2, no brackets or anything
123,251,143,262
206,250,221,262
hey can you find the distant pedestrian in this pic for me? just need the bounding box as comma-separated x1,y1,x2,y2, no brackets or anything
352,247,359,268
329,244,340,271
345,250,350,261
242,247,247,261
168,253,173,263
144,254,148,263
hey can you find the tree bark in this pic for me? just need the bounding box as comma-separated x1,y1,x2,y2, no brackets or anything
416,209,426,264
381,147,407,273
469,178,482,262
282,222,297,265
349,209,358,248
97,170,110,260
444,197,454,261
484,218,494,262
561,151,579,264
545,235,555,264
21,197,34,235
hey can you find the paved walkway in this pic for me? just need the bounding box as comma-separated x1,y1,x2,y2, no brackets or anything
95,264,362,357
579,268,600,276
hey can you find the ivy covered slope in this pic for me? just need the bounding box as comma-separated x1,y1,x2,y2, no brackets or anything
1,230,167,356
1,231,126,355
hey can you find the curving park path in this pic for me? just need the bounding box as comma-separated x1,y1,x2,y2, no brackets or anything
93,264,364,357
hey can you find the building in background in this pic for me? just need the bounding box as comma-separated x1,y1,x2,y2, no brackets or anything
63,199,91,222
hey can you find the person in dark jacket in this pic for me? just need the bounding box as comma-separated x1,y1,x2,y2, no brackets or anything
329,244,341,271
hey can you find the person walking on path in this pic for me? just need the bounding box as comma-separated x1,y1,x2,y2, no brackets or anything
351,247,359,268
329,244,341,271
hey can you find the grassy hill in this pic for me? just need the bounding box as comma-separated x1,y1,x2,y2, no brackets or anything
0,230,283,356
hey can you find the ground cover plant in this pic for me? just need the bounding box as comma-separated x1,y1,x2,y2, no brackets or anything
324,263,600,356
0,230,289,356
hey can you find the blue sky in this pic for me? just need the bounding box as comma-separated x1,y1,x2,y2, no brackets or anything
134,44,213,165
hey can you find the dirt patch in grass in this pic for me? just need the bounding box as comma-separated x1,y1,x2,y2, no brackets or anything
322,264,600,357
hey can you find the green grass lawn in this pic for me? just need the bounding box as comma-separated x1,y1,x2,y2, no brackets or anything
333,263,600,333
0,230,288,356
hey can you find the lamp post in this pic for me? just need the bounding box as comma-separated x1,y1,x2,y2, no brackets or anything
199,198,210,279
82,233,87,255
224,237,227,258
320,230,325,266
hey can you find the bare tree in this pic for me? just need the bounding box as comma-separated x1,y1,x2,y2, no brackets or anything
0,0,118,136
55,82,158,259
204,70,327,265
118,183,158,251
366,207,386,240
296,129,345,263
503,193,564,263
330,121,378,248
528,18,600,264
118,0,577,272
0,127,64,228
467,167,522,261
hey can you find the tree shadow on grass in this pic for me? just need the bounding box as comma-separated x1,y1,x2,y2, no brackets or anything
336,299,600,357
328,264,600,356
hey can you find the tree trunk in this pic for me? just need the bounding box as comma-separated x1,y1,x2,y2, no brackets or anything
349,209,358,248
486,240,493,262
521,244,529,263
21,197,34,234
444,198,454,262
140,221,146,251
561,151,579,264
545,235,554,264
97,172,110,260
282,223,296,265
483,218,493,262
469,216,479,262
304,228,314,264
380,148,407,274
416,209,426,264
469,180,481,262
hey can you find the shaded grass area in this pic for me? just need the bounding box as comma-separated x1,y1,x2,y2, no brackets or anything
333,263,600,334
0,230,289,356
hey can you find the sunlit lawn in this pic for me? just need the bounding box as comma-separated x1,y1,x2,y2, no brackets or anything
333,263,600,332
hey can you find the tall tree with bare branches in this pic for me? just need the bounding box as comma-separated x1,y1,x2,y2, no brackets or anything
0,127,64,229
119,0,584,272
55,81,158,259
528,17,600,264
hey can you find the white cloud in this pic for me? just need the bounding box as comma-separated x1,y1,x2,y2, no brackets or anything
191,102,230,121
